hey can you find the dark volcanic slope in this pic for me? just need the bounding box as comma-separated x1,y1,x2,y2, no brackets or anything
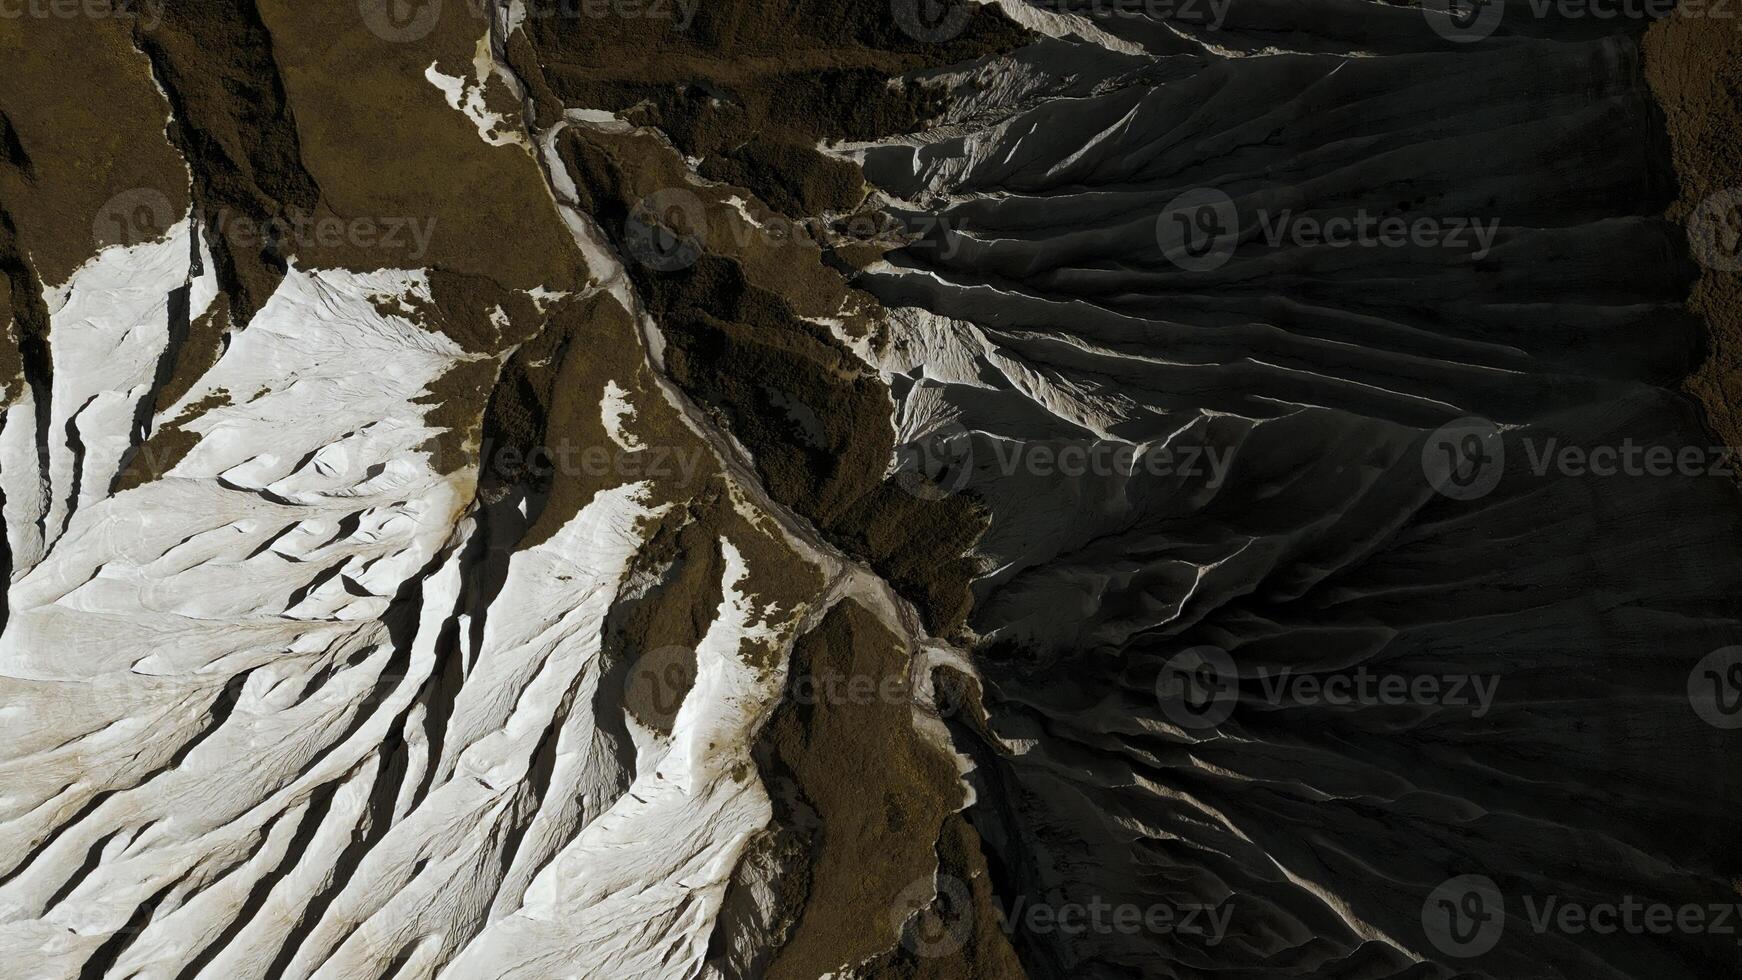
849,6,1742,980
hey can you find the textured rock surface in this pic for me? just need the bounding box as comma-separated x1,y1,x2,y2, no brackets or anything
0,1,1737,979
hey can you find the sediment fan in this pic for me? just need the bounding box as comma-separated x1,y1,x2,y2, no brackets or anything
0,1,1736,978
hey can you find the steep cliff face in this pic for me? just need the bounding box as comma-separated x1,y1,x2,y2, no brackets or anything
0,2,1738,979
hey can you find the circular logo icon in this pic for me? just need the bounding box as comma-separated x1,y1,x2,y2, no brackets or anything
1689,646,1742,730
623,644,697,731
1422,874,1505,958
93,188,176,250
1424,0,1504,43
893,420,974,500
891,0,972,43
359,0,443,42
1421,417,1504,501
1688,188,1742,274
1156,645,1238,730
624,189,708,272
890,875,973,958
1157,188,1239,272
